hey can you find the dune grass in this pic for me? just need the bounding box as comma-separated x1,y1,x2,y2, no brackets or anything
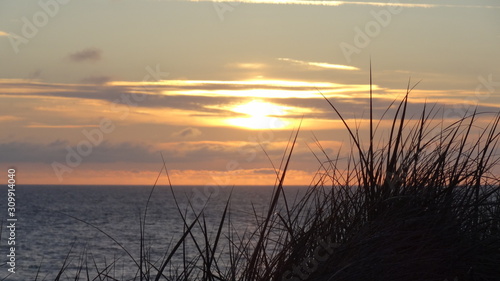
46,75,500,281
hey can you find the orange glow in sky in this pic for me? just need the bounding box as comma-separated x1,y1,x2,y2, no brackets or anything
1,0,499,185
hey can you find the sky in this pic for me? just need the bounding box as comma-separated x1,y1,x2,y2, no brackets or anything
0,0,499,186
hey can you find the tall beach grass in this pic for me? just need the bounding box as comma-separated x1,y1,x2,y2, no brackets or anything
42,75,500,281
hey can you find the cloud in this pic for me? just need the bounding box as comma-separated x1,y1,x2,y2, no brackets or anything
67,48,102,62
279,58,360,71
0,79,371,114
27,69,43,80
25,124,99,128
110,79,371,99
0,141,69,163
0,140,159,164
2,79,499,131
252,168,277,174
172,127,202,138
0,139,294,173
226,62,267,69
2,79,499,124
0,115,22,122
197,0,500,9
81,75,112,85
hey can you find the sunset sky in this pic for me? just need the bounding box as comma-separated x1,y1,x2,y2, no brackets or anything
1,0,499,186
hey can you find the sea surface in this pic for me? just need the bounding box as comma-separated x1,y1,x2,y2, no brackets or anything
0,185,307,280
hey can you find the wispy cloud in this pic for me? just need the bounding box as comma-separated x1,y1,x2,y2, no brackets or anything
81,75,112,85
109,79,372,99
67,48,102,63
2,79,499,134
227,62,267,69
279,58,360,71
194,0,500,8
25,124,100,129
0,115,21,122
0,141,158,164
172,127,202,138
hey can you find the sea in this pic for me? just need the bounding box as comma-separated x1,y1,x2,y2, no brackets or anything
0,185,308,281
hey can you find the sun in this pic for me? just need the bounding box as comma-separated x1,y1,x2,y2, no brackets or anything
227,100,290,130
232,100,283,118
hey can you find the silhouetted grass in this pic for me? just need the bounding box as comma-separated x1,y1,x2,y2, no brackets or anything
43,73,500,281
265,81,500,281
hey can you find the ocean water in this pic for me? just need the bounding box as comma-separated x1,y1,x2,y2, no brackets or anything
0,185,306,280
